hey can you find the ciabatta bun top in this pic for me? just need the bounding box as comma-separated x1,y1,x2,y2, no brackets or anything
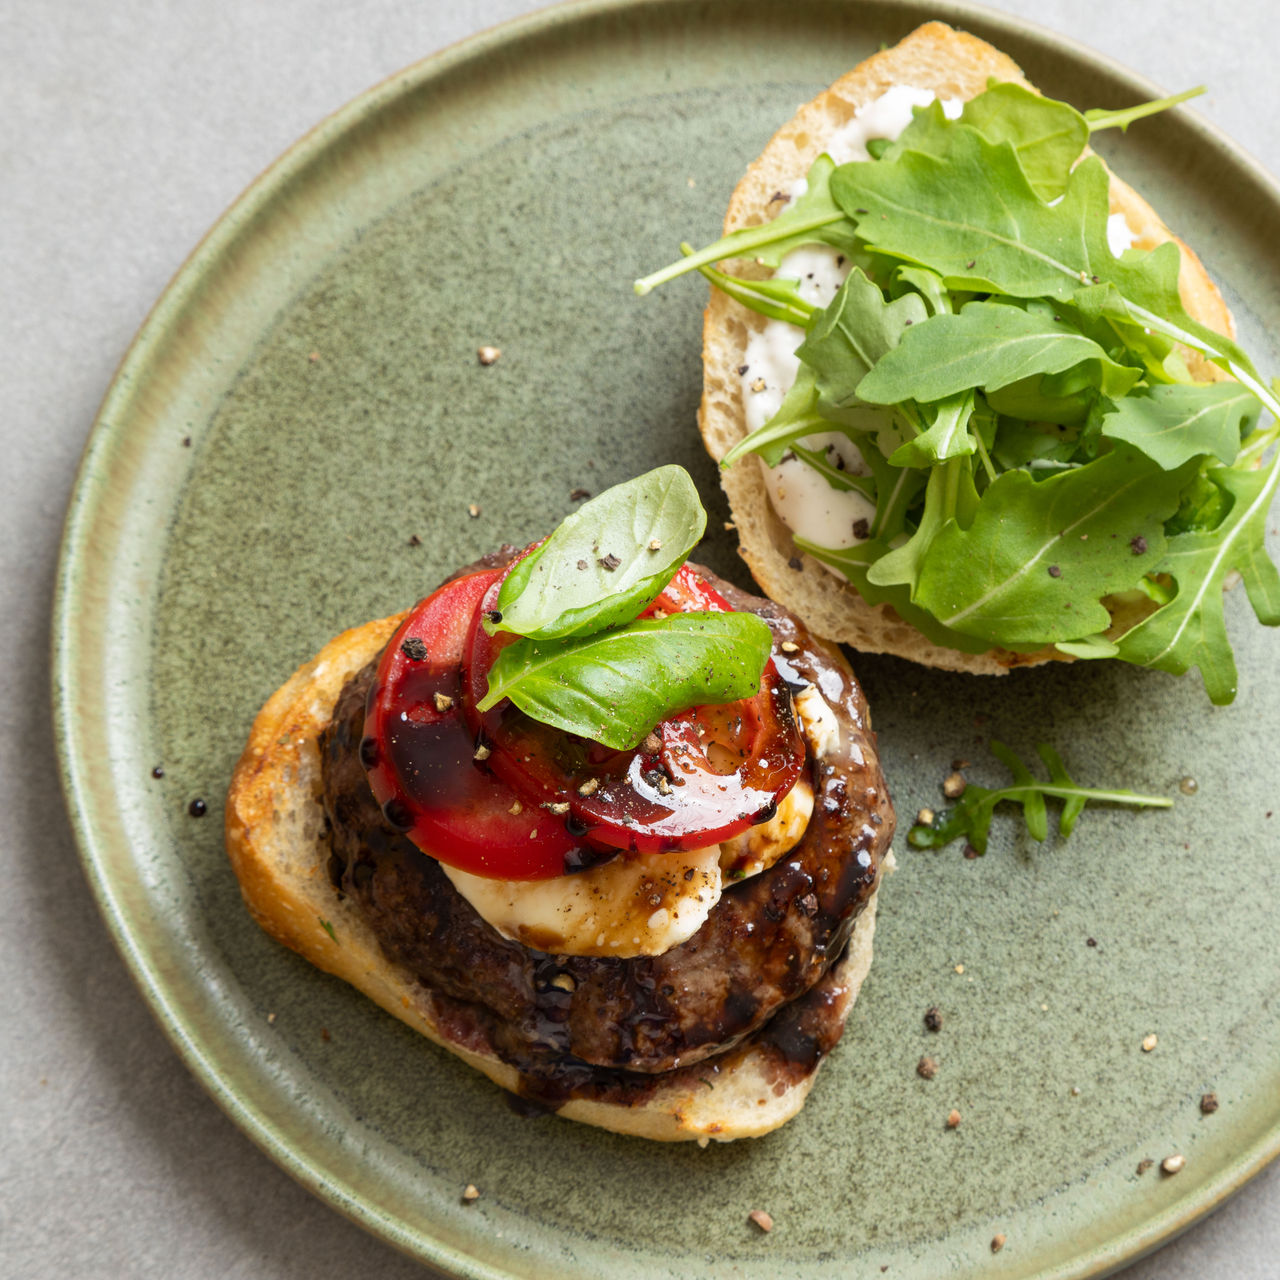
699,21,1235,674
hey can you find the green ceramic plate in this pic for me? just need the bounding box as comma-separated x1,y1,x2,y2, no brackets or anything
53,1,1280,1276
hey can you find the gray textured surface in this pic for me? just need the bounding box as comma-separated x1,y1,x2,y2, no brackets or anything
5,1,1278,1277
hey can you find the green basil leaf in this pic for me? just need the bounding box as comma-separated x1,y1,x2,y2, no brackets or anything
477,612,774,751
493,466,705,640
912,449,1197,645
1098,382,1260,470
857,302,1141,406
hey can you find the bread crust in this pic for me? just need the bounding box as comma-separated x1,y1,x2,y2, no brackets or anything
226,614,885,1143
699,21,1234,674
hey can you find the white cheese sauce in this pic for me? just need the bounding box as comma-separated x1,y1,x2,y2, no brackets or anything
738,86,1139,558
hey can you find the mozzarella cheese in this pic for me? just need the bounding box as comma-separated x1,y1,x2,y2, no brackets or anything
442,845,722,959
446,687,841,958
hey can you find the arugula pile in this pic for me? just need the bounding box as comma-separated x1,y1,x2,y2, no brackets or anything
907,741,1171,854
477,466,773,750
637,83,1280,702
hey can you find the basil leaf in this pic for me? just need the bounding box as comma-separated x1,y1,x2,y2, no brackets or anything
1098,383,1260,470
857,302,1141,406
912,450,1198,645
493,466,705,639
476,612,774,751
1114,459,1280,704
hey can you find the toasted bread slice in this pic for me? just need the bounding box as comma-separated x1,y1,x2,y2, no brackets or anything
699,21,1234,674
225,613,886,1143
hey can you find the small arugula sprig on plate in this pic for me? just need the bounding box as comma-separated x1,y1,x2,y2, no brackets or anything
639,81,1280,703
907,742,1172,855
476,467,773,750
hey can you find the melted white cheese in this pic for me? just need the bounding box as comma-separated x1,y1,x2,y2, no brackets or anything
719,775,814,881
442,846,722,959
447,690,842,958
739,87,1139,560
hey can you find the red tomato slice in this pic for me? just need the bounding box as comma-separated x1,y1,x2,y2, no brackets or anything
363,567,596,880
461,564,805,854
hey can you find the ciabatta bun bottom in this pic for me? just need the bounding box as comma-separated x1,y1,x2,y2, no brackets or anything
698,22,1235,675
225,613,886,1143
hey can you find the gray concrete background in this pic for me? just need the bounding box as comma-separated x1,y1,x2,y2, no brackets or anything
4,1,1277,1275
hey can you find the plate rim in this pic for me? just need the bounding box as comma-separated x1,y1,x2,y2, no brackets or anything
50,1,1280,1276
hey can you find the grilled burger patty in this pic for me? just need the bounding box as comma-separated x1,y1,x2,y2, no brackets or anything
319,563,894,1094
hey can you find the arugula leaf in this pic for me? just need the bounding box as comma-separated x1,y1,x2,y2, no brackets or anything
912,450,1197,645
986,375,1095,426
789,443,876,496
855,433,930,540
797,536,994,653
720,366,837,468
796,267,928,420
1098,382,1259,470
693,255,817,327
1113,458,1280,703
959,83,1088,201
1084,86,1205,134
908,741,1172,853
857,302,1142,406
493,467,705,639
886,391,976,468
476,612,773,751
867,458,979,590
893,264,952,315
634,155,855,295
833,122,1260,387
989,416,1083,471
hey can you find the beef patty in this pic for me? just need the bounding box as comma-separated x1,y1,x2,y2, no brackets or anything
320,562,894,1096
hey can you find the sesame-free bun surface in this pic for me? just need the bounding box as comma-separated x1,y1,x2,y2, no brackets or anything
699,22,1234,674
225,614,885,1143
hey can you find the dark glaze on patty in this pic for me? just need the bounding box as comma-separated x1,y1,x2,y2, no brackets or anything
320,561,894,1103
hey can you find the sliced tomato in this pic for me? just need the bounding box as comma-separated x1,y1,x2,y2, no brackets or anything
363,567,595,880
461,564,806,854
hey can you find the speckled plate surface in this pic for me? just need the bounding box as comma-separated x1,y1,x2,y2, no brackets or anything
53,1,1280,1276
